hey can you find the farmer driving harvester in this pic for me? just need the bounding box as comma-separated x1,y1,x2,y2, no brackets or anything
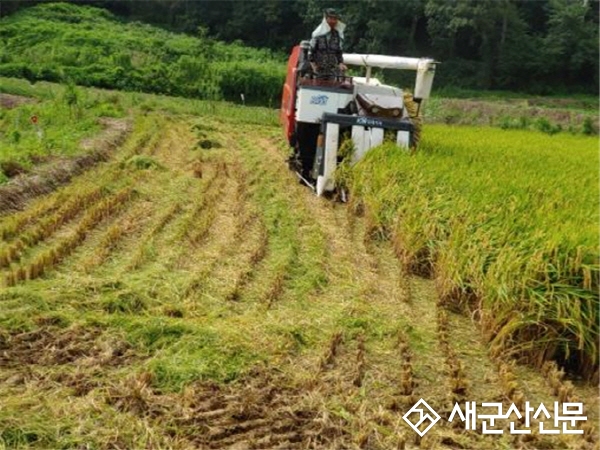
308,8,348,79
281,7,438,196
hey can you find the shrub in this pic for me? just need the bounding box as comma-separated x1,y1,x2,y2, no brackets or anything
582,116,597,135
0,3,286,106
534,117,561,135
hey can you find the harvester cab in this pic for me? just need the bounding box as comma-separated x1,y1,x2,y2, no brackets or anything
280,43,437,196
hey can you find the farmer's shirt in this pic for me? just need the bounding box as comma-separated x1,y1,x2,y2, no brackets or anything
309,29,343,76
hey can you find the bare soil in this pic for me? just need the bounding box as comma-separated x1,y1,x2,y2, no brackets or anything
0,117,131,214
0,93,36,109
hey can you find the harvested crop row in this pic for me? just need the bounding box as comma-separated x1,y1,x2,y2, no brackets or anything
172,152,258,299
437,309,468,405
188,156,267,303
120,115,163,158
0,197,63,241
319,331,343,372
230,162,251,221
82,204,150,272
171,169,222,245
126,203,182,271
396,332,416,405
0,187,105,268
541,361,598,444
188,205,217,246
225,220,268,302
236,133,330,305
353,333,366,387
4,187,134,286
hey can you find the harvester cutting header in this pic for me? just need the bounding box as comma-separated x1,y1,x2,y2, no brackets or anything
281,36,437,197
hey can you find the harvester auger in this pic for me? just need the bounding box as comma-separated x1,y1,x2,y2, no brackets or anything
280,41,437,197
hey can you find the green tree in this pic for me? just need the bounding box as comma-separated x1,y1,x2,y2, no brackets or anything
540,0,598,89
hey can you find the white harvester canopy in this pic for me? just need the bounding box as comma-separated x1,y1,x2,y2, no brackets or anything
342,53,437,101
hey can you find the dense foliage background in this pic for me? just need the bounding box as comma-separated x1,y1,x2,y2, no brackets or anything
2,0,598,94
0,3,285,104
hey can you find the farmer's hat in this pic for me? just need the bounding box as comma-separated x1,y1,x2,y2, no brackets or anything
313,8,345,39
324,8,341,19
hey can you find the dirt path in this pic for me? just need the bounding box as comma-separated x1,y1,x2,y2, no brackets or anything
0,117,131,214
0,116,596,449
0,93,36,109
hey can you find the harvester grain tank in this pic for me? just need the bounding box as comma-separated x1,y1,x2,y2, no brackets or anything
281,42,437,196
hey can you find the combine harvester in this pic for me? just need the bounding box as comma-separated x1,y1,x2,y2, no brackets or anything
281,42,437,197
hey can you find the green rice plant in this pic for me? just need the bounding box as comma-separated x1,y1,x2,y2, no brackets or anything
345,124,598,378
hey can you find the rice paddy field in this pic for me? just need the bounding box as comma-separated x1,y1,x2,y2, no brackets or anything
0,78,598,449
346,126,598,376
